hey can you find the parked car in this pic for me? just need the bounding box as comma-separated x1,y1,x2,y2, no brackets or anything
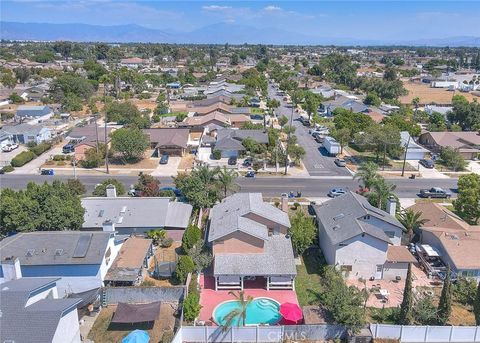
62,143,75,154
2,143,18,152
419,159,435,169
228,157,237,166
160,186,182,196
419,187,451,199
245,171,255,178
334,158,347,167
328,188,346,197
243,158,252,167
159,154,169,164
315,135,325,143
40,169,54,176
0,167,4,174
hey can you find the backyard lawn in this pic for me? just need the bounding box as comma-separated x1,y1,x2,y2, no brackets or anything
295,247,325,307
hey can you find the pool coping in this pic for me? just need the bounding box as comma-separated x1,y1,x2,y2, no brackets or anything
212,297,282,327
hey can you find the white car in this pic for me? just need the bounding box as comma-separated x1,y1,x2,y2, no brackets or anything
2,143,19,152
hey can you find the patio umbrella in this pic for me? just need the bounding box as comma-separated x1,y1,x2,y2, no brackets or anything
279,303,303,323
122,330,150,343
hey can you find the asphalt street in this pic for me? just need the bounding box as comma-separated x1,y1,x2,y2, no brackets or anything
0,174,459,198
268,83,351,177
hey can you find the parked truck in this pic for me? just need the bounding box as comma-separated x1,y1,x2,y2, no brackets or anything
323,136,341,156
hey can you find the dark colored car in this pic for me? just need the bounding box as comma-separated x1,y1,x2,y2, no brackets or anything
62,143,75,154
419,187,451,199
243,158,252,167
419,159,435,169
0,167,4,175
159,154,169,164
228,157,237,165
245,171,255,178
160,186,182,197
40,169,54,175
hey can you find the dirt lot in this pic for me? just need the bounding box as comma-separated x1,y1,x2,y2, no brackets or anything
87,303,177,343
400,81,479,105
141,242,181,287
178,154,195,170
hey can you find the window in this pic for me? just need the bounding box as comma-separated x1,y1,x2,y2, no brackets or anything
385,231,395,238
340,265,352,272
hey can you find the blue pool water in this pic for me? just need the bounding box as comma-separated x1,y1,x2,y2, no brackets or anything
213,298,281,326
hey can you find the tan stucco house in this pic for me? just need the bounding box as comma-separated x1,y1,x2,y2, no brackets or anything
207,193,296,291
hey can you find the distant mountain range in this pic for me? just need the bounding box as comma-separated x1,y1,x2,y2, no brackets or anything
2,21,480,47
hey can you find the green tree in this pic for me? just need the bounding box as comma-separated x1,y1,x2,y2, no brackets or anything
1,70,17,88
354,162,380,190
278,115,289,128
181,224,202,252
440,147,467,171
289,211,317,256
106,101,150,128
331,127,351,154
453,173,480,224
437,267,452,325
110,127,149,163
65,179,86,196
287,144,306,165
174,255,195,284
398,209,428,242
183,291,202,322
92,179,126,196
302,91,322,121
222,291,253,330
369,178,397,211
398,263,414,324
50,73,95,108
8,92,24,104
134,173,161,197
474,281,480,325
364,92,381,107
216,166,239,199
174,168,220,209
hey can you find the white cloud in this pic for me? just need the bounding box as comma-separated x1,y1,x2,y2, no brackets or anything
264,5,282,12
202,5,232,11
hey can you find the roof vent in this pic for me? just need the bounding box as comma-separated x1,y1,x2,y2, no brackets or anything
26,249,35,257
332,225,340,231
117,216,124,224
450,234,459,240
333,213,345,221
54,249,64,256
120,206,127,214
98,209,104,218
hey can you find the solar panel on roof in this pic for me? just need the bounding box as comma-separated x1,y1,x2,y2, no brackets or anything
73,234,93,258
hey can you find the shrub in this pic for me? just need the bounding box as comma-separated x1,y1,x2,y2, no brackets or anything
44,160,55,165
181,225,202,252
174,255,194,284
212,150,221,160
183,292,201,322
152,114,161,123
161,237,173,248
66,179,86,196
274,201,280,208
53,154,66,161
29,142,52,156
11,151,35,167
293,202,300,210
161,331,175,343
57,161,66,166
141,279,155,287
2,165,14,173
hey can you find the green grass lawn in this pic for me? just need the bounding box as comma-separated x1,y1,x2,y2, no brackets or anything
295,247,325,307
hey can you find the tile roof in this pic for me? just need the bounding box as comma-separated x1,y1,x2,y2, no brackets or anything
0,277,81,343
82,197,192,229
386,246,417,263
213,235,297,276
208,193,290,242
0,231,113,266
314,191,404,245
407,202,470,231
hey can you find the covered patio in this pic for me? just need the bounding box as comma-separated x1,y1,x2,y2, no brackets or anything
214,275,295,291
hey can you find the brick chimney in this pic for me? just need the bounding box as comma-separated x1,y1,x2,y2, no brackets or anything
281,196,289,213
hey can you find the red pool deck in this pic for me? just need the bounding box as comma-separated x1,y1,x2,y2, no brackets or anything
198,275,299,324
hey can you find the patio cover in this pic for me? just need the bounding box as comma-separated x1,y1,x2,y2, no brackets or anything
112,302,161,323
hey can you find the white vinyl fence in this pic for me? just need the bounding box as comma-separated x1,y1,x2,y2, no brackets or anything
371,324,480,342
171,324,346,343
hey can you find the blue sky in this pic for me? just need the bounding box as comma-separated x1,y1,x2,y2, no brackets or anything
1,1,479,40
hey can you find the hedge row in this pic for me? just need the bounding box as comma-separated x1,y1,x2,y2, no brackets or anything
11,151,36,167
29,142,52,156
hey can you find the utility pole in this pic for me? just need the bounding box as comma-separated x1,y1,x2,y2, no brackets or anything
73,152,77,180
401,134,411,177
94,113,99,153
284,97,295,175
382,142,387,171
103,85,109,174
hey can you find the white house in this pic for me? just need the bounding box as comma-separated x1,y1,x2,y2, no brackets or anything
15,105,53,124
0,277,81,343
314,192,415,280
400,131,429,160
0,231,122,295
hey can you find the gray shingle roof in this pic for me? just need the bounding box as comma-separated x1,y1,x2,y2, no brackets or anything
208,193,290,242
0,231,113,266
2,123,47,135
0,278,81,343
214,235,297,276
143,128,190,149
214,128,268,151
313,191,404,245
16,105,52,117
82,197,192,229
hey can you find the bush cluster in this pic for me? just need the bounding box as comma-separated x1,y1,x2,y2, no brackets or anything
11,151,35,167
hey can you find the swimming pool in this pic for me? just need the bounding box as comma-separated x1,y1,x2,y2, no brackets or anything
213,297,281,326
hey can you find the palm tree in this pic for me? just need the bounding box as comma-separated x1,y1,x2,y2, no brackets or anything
222,291,253,331
354,162,380,190
398,209,429,242
193,165,218,185
216,166,239,198
371,178,397,210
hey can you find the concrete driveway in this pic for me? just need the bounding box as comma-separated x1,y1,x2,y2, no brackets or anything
0,146,27,166
407,160,450,179
11,146,65,175
151,156,181,176
467,161,480,174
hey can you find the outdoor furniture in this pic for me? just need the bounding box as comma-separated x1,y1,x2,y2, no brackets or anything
379,289,390,301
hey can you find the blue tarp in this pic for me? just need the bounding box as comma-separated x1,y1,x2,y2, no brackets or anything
122,330,150,343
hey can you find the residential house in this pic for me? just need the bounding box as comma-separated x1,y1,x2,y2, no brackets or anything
15,105,53,124
408,202,480,280
0,130,14,148
190,102,250,116
81,190,193,239
418,131,480,159
143,128,190,157
66,124,115,160
120,57,147,68
0,231,121,294
314,192,414,280
208,193,296,290
0,277,81,343
213,128,268,158
190,95,234,107
181,111,231,130
104,236,153,286
1,123,51,144
401,131,429,160
320,96,369,116
424,105,453,118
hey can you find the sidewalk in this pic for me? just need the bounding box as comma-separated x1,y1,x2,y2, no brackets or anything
407,160,450,179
